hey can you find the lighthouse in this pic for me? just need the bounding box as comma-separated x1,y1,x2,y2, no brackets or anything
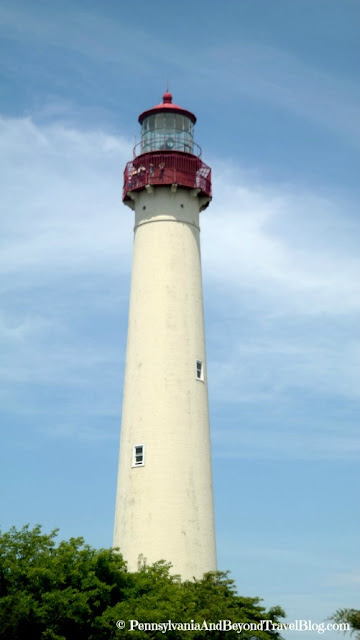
113,91,216,579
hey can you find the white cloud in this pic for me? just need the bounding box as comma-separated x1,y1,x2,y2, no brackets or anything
4,116,356,313
0,116,133,277
203,162,360,316
1,115,359,457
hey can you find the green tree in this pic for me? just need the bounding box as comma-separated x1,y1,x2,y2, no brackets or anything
0,525,285,639
330,609,360,638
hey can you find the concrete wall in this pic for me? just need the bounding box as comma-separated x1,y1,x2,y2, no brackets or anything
113,186,216,579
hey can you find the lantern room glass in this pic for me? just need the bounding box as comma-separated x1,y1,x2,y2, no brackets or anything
141,112,194,154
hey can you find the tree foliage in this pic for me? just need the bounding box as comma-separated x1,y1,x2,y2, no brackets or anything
330,609,360,639
0,525,285,639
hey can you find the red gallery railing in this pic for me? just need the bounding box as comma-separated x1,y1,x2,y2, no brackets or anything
123,152,212,202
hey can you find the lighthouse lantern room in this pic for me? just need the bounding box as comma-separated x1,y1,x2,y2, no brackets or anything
123,91,212,204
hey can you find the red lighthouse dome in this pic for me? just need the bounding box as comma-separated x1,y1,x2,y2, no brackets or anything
123,91,211,205
138,91,197,125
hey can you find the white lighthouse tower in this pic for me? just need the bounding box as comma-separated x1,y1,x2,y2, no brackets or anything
113,91,216,579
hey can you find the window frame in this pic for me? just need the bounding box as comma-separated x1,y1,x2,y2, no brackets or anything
132,444,145,468
196,360,204,382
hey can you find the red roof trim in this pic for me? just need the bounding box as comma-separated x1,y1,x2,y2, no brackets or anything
138,91,196,125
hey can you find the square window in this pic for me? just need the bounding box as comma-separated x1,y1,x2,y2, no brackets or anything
132,444,145,467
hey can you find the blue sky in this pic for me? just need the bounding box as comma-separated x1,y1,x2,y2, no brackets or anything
1,0,359,637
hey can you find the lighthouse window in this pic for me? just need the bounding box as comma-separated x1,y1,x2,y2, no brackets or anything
196,360,204,381
132,444,145,467
141,112,194,154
